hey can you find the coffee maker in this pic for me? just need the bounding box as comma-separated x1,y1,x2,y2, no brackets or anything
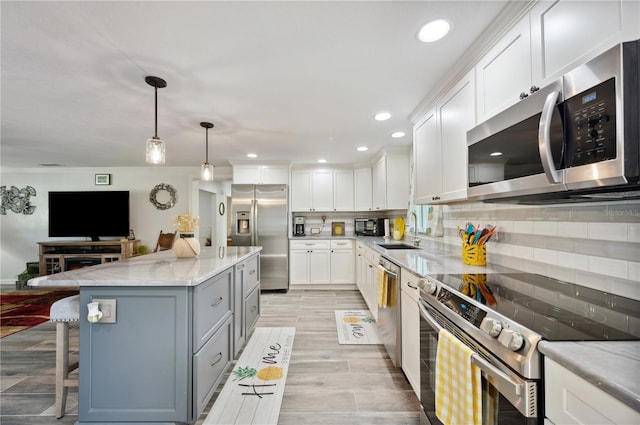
294,216,305,236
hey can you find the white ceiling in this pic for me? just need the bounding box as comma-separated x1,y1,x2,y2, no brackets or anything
1,1,524,169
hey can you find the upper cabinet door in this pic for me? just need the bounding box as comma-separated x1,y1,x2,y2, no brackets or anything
438,69,476,202
290,170,312,211
413,109,441,204
311,169,334,211
354,167,373,211
333,170,354,211
372,157,386,210
476,17,533,123
530,0,640,86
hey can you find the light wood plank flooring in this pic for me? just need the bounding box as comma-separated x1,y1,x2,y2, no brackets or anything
0,288,420,424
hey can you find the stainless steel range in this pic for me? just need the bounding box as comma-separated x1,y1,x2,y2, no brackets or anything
417,272,640,425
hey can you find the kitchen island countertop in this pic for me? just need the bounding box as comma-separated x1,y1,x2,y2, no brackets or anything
28,245,262,288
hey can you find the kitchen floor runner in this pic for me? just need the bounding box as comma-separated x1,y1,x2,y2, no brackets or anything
204,327,295,425
335,310,381,344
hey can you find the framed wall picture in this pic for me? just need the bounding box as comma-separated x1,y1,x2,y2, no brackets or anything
95,174,111,185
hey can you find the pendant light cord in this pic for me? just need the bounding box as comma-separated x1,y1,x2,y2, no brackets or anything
154,86,158,139
205,128,209,163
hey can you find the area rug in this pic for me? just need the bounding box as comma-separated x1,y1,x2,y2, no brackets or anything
335,310,381,344
0,289,79,338
204,327,295,425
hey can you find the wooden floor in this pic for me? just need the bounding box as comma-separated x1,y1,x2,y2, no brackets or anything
0,287,420,425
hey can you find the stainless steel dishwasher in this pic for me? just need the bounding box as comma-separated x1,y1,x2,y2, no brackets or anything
377,256,401,367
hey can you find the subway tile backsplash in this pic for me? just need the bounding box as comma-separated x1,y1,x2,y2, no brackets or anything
441,200,640,301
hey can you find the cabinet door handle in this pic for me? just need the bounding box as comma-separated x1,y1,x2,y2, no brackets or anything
250,306,257,312
407,283,418,290
211,297,224,307
249,270,256,275
236,264,245,270
210,352,223,367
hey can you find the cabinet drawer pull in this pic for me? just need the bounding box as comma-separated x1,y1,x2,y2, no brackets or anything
407,283,418,290
210,352,223,367
236,264,245,270
250,305,257,312
249,270,256,275
211,297,224,307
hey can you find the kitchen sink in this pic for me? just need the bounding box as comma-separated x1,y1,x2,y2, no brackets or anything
376,243,419,250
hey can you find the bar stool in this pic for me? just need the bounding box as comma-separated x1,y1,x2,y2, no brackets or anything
49,294,80,419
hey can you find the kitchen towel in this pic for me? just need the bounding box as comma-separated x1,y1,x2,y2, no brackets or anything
376,265,388,308
435,328,482,425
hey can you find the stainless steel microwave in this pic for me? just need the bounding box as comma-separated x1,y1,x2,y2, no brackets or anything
467,39,639,203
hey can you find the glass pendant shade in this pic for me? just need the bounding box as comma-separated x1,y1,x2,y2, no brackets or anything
201,163,214,181
146,137,165,164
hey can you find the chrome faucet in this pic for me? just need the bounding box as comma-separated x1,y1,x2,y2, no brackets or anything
410,211,420,246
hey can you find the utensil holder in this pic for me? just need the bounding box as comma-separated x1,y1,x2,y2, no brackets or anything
462,242,486,266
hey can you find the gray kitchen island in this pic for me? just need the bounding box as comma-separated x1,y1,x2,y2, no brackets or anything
29,245,262,425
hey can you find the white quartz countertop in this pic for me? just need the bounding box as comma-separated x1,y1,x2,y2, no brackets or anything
28,246,262,288
538,341,640,412
356,236,515,276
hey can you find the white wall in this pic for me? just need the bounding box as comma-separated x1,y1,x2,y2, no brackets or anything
0,166,232,283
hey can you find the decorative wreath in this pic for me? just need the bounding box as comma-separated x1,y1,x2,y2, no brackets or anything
149,183,177,210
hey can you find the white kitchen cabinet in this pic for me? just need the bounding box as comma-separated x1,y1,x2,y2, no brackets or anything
545,357,640,425
438,69,476,202
372,149,410,210
476,17,533,123
356,244,380,320
413,108,441,205
372,157,386,210
333,169,354,211
289,239,331,284
354,167,373,211
330,239,354,284
232,164,289,184
290,169,334,211
400,269,420,399
530,0,640,87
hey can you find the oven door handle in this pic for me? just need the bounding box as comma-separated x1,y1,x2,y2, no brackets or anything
418,301,524,397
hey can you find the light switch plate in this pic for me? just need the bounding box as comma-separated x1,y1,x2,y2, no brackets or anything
93,299,117,323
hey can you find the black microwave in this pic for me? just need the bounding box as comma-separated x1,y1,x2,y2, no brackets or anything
354,218,386,236
466,39,639,203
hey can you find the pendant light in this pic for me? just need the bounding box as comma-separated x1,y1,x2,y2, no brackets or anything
145,76,167,164
200,122,214,181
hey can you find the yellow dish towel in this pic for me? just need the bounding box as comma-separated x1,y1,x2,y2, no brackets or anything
435,329,482,425
376,265,388,308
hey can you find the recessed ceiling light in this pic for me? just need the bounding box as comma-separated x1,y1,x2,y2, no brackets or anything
247,153,258,158
490,151,503,157
374,112,391,121
357,146,369,152
318,159,327,163
417,19,451,43
391,132,405,138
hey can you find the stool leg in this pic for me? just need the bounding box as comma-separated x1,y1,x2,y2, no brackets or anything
55,321,69,419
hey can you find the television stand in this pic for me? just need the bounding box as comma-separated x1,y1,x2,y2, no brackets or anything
38,240,139,276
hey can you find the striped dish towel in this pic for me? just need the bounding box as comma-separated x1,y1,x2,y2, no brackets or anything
435,328,482,425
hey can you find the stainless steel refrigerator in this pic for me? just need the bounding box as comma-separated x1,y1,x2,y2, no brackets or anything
230,184,289,291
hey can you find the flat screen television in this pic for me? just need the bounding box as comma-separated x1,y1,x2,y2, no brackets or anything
48,191,130,241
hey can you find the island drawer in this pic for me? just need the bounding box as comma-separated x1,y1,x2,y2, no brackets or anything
245,285,260,335
244,255,259,296
194,267,233,351
193,316,232,417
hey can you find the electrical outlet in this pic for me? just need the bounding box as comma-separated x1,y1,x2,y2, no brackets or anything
93,299,117,323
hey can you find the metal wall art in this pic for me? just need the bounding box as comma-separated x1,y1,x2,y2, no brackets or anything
1,185,37,215
149,183,177,210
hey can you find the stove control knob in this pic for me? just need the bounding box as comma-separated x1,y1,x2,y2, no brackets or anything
498,329,524,351
419,279,437,295
479,318,502,337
